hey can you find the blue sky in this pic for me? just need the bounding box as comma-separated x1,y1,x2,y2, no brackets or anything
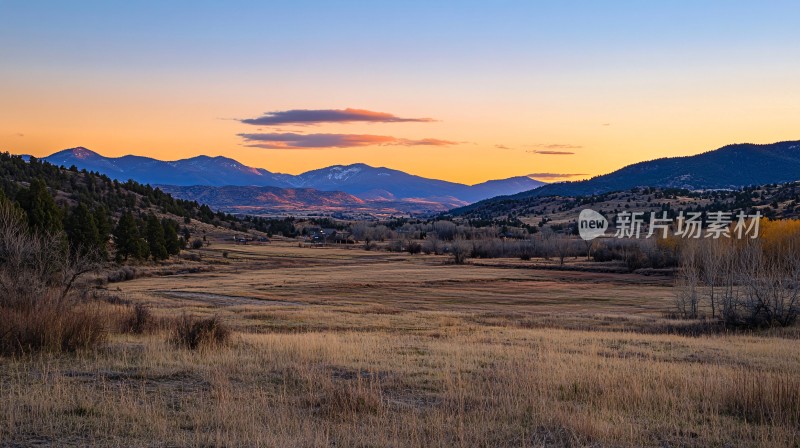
2,1,799,183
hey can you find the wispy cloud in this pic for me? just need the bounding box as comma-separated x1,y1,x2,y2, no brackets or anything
527,172,587,179
529,143,583,150
238,133,458,149
527,150,575,155
240,108,435,126
495,144,512,150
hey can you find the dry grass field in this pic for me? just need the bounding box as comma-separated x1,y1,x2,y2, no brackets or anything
2,240,799,447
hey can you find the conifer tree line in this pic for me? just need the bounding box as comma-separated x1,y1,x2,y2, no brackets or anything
0,153,210,262
0,153,303,247
1,177,184,262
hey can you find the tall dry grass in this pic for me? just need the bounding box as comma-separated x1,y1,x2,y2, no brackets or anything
1,321,798,447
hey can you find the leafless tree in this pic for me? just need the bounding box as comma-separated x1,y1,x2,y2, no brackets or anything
423,234,442,255
675,240,701,319
449,239,470,265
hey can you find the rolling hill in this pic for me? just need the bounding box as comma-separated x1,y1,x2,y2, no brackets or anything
453,140,800,216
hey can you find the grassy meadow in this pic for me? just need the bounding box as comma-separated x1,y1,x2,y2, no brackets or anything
1,240,799,447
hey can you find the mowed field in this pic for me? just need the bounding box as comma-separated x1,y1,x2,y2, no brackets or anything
2,240,799,447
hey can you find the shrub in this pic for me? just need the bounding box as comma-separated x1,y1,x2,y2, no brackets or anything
0,201,106,356
107,266,137,283
406,241,422,254
449,240,471,265
0,296,108,356
170,314,230,350
191,239,204,250
386,240,403,252
122,303,153,334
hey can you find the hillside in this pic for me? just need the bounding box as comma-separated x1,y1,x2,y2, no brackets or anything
454,140,800,216
157,184,465,216
447,182,800,231
0,153,296,261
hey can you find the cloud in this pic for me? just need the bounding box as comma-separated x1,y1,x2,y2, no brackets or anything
404,138,460,146
529,143,583,150
527,172,587,179
240,108,435,126
527,150,575,155
495,144,512,150
238,133,458,149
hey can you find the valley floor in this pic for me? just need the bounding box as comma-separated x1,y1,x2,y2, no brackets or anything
1,242,798,447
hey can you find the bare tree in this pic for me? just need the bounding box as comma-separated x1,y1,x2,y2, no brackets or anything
676,235,800,327
423,234,441,255
449,239,471,265
554,236,573,266
700,239,725,318
675,240,700,319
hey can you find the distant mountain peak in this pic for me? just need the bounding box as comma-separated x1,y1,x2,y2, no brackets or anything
58,146,100,159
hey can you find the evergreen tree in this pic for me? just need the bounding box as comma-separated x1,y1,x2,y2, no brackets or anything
146,214,169,261
93,205,112,259
16,178,63,233
64,203,100,257
162,218,181,255
114,211,143,261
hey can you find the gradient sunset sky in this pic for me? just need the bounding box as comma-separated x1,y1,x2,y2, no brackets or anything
1,1,799,184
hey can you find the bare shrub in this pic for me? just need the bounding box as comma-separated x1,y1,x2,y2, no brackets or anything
0,293,108,356
107,266,137,283
0,201,106,356
121,303,153,334
170,314,230,350
386,240,403,252
592,238,678,270
406,240,422,255
422,234,442,255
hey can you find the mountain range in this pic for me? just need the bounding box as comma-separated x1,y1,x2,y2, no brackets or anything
28,140,800,216
453,140,800,215
37,147,545,213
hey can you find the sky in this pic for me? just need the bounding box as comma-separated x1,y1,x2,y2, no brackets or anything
1,1,799,185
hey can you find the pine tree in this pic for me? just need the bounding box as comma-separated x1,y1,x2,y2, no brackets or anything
16,178,63,234
64,203,100,257
93,206,112,259
146,214,169,261
162,218,181,255
114,211,142,261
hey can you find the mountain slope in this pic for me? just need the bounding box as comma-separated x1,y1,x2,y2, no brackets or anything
156,185,365,209
156,185,467,215
453,140,800,215
40,148,544,204
43,147,292,187
0,151,289,245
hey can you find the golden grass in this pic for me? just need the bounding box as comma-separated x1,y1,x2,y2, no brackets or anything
1,241,798,447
